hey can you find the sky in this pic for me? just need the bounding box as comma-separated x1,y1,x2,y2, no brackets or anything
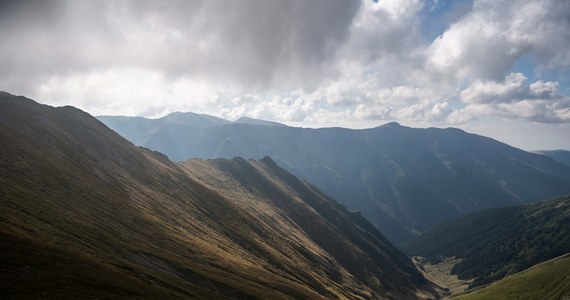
1,0,569,150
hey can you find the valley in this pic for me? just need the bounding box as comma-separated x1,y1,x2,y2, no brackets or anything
414,257,472,298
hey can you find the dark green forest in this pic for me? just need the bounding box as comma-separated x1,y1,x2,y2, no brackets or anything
403,195,570,287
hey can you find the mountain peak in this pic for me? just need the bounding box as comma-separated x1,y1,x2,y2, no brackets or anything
378,121,403,128
260,155,278,167
234,117,286,127
161,111,231,127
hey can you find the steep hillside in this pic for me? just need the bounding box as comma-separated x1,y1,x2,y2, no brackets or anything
180,157,440,299
454,253,570,300
403,195,570,288
0,92,440,299
100,115,570,243
534,150,570,166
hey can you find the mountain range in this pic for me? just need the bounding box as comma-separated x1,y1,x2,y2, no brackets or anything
533,150,570,167
0,92,441,299
99,113,570,244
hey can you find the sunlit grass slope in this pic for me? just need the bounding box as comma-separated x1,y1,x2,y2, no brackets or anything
454,253,570,300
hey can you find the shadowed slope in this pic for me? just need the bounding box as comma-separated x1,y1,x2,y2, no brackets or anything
181,157,441,299
0,92,440,299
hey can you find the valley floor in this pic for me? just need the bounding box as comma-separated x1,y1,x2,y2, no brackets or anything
413,257,473,299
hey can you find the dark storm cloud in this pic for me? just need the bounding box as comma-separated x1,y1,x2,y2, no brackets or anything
0,0,361,93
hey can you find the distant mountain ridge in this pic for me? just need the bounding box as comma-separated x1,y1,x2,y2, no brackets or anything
97,113,286,149
100,112,570,244
533,150,570,166
97,112,231,145
233,116,287,127
1,92,440,299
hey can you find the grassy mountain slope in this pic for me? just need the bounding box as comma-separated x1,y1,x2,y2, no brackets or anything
0,92,439,299
454,253,570,300
100,115,570,244
0,230,177,299
403,195,570,288
181,157,441,299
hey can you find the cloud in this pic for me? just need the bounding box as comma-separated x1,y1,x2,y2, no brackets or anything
426,0,570,83
529,81,559,97
0,0,361,92
460,73,529,104
1,0,569,138
453,99,570,124
349,0,423,61
343,0,570,126
454,73,570,123
460,73,564,105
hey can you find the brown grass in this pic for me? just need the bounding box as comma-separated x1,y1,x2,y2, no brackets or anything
0,93,442,299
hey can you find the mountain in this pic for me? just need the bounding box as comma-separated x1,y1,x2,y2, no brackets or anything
97,112,231,145
402,195,570,288
233,116,286,127
100,114,570,244
455,253,570,300
179,157,441,299
534,150,570,166
0,92,440,299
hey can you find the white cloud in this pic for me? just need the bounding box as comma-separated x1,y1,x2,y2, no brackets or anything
494,100,570,123
460,73,528,104
529,81,558,97
37,68,236,117
1,0,570,146
426,0,570,83
453,73,570,123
